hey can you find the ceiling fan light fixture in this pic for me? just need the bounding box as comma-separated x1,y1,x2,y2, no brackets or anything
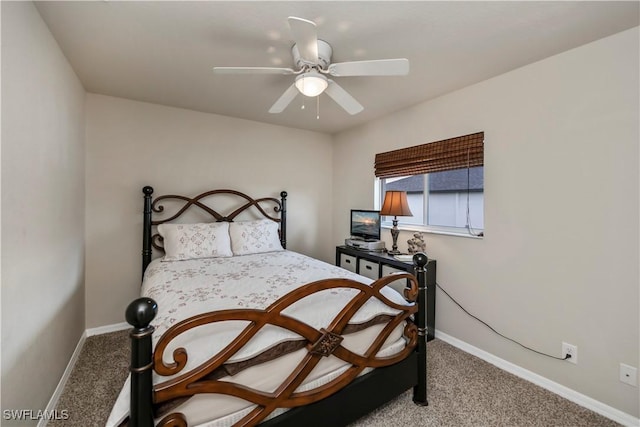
295,71,328,97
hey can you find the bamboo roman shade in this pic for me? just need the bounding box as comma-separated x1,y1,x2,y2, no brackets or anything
374,132,484,179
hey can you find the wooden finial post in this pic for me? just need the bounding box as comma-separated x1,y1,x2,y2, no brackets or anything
280,191,287,249
126,297,158,427
142,186,154,277
412,252,429,406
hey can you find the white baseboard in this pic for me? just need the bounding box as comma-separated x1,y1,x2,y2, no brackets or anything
39,331,87,427
435,330,640,427
86,321,129,337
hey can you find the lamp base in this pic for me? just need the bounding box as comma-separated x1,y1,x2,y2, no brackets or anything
388,217,401,255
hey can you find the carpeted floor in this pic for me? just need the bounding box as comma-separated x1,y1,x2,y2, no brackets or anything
49,331,130,427
50,330,620,427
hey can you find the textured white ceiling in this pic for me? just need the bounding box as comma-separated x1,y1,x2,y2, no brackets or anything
35,1,639,134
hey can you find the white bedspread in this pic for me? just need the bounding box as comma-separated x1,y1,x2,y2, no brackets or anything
107,250,412,426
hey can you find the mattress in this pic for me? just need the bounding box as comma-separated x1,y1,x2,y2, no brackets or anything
107,250,413,426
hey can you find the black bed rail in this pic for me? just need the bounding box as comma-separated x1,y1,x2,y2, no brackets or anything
413,252,429,405
142,186,154,277
126,297,157,427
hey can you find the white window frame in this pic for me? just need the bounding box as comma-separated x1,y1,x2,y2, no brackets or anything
374,174,484,239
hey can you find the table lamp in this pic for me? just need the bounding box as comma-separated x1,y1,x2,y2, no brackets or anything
379,191,413,255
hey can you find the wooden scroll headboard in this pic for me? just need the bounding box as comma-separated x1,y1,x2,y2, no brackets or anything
141,186,287,277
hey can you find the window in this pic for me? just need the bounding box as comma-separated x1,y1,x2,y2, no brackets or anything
375,132,484,236
379,167,483,233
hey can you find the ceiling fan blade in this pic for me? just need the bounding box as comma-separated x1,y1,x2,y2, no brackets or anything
324,81,364,115
213,66,295,75
269,84,299,113
328,59,410,77
288,16,319,64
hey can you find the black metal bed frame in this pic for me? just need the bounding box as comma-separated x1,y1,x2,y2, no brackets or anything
126,186,428,427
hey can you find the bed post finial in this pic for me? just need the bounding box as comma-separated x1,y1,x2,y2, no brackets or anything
126,297,157,328
412,252,429,406
142,186,154,278
126,297,157,427
412,252,428,268
280,191,287,249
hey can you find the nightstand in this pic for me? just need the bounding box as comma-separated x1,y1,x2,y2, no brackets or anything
335,245,436,341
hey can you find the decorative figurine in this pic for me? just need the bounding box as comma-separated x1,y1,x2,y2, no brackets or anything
407,232,426,254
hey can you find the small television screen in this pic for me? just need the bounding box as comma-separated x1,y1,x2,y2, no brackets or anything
350,210,381,241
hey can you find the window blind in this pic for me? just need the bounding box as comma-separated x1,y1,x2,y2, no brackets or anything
374,132,484,179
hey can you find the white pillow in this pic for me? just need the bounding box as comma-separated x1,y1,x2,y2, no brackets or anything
158,222,233,261
229,219,283,256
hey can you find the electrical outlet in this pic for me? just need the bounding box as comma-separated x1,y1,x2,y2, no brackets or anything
620,364,638,387
562,342,577,364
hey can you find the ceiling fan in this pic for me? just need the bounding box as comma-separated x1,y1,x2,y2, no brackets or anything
213,16,410,115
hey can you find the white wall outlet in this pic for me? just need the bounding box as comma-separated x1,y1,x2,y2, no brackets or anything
562,342,577,364
620,364,638,387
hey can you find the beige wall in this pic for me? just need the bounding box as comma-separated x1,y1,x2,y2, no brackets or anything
84,94,333,328
333,27,639,417
1,1,86,416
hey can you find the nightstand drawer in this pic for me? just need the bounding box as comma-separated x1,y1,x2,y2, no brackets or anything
339,254,357,273
335,246,436,342
382,264,409,295
358,259,379,280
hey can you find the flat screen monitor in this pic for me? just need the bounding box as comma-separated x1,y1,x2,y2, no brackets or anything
350,210,381,241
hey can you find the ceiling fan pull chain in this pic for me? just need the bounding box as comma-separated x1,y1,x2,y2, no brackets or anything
316,96,320,120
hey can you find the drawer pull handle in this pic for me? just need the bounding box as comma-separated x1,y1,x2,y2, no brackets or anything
345,259,351,264
366,265,372,270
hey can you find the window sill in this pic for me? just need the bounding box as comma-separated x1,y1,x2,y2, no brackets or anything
382,224,483,239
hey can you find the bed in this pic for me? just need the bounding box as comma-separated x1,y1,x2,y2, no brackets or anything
115,187,430,427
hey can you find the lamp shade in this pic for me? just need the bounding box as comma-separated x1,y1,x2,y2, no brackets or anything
295,71,328,97
379,191,413,217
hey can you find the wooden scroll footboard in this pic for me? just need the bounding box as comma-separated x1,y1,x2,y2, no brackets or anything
126,254,429,427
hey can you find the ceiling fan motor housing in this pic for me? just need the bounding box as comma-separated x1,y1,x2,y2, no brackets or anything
292,39,333,70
